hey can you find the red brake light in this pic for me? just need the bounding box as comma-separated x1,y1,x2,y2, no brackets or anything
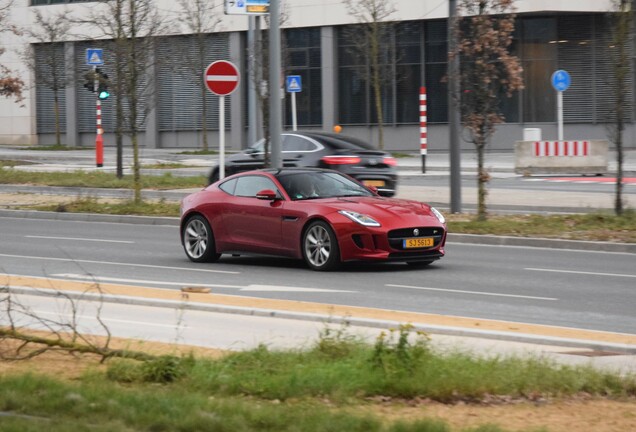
383,157,397,166
321,155,362,165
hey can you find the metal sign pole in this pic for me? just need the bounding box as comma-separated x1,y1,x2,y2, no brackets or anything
219,96,225,179
557,91,564,142
94,65,103,167
291,91,297,131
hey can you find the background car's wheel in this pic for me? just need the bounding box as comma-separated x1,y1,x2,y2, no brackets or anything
208,168,219,185
182,215,221,263
302,221,340,271
406,260,434,268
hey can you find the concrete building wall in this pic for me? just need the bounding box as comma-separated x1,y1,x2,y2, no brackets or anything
1,0,631,150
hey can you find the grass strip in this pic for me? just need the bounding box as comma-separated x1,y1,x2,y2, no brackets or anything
1,327,634,431
0,168,206,189
30,198,181,217
18,144,92,151
448,211,636,243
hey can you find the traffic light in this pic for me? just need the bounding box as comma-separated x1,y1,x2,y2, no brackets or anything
96,68,110,100
83,71,95,93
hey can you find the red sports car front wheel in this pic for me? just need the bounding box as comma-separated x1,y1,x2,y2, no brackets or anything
302,221,340,271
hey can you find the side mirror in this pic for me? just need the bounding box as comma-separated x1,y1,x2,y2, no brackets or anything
367,185,379,194
256,189,278,200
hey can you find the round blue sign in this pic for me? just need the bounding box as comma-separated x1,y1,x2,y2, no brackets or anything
551,70,571,92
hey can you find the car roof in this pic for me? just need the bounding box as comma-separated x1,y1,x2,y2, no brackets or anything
285,131,378,151
261,167,334,176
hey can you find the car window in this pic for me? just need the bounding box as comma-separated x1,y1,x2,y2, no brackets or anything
248,139,265,153
234,175,280,197
277,171,373,200
283,135,320,152
218,178,237,195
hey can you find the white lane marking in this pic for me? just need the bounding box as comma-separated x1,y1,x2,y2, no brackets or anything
386,284,558,301
53,274,355,293
53,273,243,289
240,285,353,293
33,310,187,329
447,243,635,256
26,235,134,244
525,268,636,278
0,253,239,275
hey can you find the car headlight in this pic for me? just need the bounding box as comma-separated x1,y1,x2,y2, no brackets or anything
431,207,446,224
338,210,381,227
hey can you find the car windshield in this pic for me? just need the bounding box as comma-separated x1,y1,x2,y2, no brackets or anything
276,171,373,201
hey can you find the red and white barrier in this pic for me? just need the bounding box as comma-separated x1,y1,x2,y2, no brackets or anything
515,139,608,175
420,86,427,173
533,141,589,157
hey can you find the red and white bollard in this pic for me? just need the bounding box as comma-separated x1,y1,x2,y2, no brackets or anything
96,97,103,167
420,86,427,173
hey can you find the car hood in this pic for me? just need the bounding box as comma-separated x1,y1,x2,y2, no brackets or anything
313,196,441,224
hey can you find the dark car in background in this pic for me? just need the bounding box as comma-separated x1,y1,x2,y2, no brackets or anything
208,131,398,196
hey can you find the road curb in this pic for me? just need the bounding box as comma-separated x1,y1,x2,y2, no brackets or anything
8,285,636,355
0,208,179,226
447,233,636,254
2,209,634,253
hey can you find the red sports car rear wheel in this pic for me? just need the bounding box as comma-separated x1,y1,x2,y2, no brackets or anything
182,215,221,263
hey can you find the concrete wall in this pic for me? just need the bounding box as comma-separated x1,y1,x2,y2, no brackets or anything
514,140,609,174
0,0,624,148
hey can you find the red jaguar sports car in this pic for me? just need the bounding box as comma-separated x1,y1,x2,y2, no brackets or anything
180,168,446,271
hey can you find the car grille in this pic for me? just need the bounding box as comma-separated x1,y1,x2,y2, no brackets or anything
388,227,445,250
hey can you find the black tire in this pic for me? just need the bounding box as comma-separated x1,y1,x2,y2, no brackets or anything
406,260,434,268
302,221,340,271
182,215,221,263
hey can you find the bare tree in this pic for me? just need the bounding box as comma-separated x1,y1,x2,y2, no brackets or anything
21,9,70,147
74,0,168,201
0,285,156,363
607,0,632,216
450,0,523,220
177,0,222,152
0,0,24,101
344,0,397,150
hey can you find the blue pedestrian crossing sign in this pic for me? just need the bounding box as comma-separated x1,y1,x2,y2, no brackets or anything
551,69,571,92
286,75,302,93
86,48,104,66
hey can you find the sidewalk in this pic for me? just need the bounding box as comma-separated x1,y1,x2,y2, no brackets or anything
3,145,636,174
6,276,636,374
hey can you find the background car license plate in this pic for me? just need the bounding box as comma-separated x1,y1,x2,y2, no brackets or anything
363,180,385,187
403,237,434,248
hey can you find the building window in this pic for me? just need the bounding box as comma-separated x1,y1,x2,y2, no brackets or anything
520,18,557,123
34,43,67,135
425,20,448,123
337,20,452,126
284,28,322,127
156,34,229,132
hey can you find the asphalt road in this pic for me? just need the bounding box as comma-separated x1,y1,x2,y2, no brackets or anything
1,216,634,335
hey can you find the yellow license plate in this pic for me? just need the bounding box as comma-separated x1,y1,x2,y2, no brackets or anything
363,180,385,187
247,5,268,12
403,237,434,248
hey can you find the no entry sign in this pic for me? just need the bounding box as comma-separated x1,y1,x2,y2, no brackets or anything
205,60,240,96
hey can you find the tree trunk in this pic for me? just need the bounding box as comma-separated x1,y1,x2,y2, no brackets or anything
0,328,158,363
201,80,209,151
476,139,487,221
53,92,61,146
